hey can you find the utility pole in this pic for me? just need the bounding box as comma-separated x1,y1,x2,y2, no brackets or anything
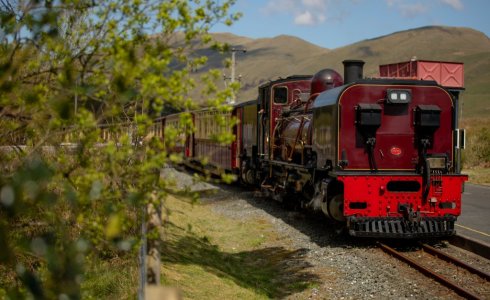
224,47,246,104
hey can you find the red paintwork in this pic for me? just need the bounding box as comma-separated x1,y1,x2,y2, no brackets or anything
164,113,186,155
193,139,232,170
379,60,464,88
268,79,311,156
310,69,343,95
340,174,468,218
338,84,454,170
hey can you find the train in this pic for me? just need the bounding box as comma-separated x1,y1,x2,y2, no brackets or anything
151,59,468,239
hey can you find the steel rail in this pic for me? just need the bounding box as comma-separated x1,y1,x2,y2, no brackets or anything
420,243,490,281
378,243,483,300
449,234,490,260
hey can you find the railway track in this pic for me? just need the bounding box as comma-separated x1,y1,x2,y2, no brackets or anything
379,242,490,299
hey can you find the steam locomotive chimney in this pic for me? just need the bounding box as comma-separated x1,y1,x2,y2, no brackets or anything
343,60,365,84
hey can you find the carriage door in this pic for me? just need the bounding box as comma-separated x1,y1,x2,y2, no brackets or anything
258,85,271,159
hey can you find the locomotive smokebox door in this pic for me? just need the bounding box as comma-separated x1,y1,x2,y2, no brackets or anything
356,103,382,129
415,105,441,132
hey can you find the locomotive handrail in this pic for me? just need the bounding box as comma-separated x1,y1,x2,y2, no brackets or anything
288,116,306,162
290,88,304,109
270,118,283,160
303,93,320,113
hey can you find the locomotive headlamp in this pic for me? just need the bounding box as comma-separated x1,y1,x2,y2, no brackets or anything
427,156,446,169
387,89,412,104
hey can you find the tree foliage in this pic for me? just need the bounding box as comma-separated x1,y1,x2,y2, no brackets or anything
463,124,490,168
0,0,240,298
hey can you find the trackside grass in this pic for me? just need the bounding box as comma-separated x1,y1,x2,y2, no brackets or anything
463,167,490,186
161,194,319,299
82,256,138,299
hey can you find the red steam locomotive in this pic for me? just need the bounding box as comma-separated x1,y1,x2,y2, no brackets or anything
156,59,468,238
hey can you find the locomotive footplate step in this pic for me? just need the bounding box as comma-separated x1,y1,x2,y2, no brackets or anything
348,216,457,238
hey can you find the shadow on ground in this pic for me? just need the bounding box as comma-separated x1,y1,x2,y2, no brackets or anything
203,183,380,249
161,225,321,298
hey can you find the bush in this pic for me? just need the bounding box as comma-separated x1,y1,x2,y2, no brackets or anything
0,0,240,298
462,119,490,168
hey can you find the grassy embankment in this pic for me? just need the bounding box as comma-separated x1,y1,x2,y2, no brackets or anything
460,51,490,185
81,193,319,299
160,194,319,299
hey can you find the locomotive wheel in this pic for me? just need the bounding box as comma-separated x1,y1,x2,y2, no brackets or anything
328,194,346,222
244,169,255,185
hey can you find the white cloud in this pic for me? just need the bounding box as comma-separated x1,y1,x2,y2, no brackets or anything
262,0,334,26
295,11,316,25
440,0,464,10
399,3,429,17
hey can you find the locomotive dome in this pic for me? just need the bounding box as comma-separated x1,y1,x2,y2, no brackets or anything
310,69,343,95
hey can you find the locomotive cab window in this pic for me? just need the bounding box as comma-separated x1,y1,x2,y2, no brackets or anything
273,86,288,104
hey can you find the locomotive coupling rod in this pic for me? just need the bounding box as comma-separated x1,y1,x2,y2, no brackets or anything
378,243,482,300
420,243,490,281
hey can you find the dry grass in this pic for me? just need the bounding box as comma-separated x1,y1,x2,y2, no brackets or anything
462,167,490,186
461,118,490,185
82,256,139,299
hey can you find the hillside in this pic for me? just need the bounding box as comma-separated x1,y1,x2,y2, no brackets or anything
197,26,490,118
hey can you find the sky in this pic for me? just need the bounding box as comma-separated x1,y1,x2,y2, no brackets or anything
211,0,490,49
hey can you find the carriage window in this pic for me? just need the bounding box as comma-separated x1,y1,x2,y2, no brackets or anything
273,86,288,104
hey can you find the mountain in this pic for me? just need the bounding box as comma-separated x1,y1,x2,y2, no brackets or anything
198,26,490,118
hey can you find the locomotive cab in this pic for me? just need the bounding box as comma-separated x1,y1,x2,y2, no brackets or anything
257,75,312,161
